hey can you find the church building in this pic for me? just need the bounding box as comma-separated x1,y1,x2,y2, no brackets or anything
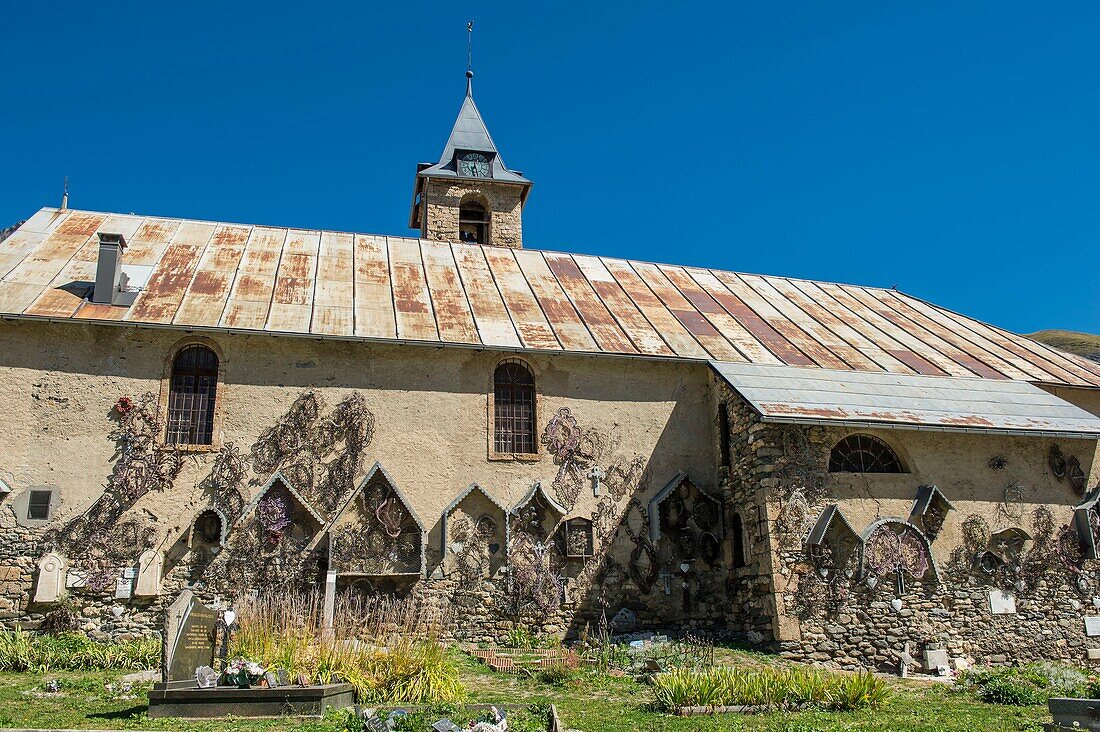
1,73,1099,671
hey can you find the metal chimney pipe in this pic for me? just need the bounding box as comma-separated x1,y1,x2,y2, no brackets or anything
93,233,128,304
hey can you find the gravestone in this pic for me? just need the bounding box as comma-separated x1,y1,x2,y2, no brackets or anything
1084,616,1100,637
135,550,163,597
33,553,66,603
923,648,950,672
162,590,218,684
989,589,1017,615
115,568,135,599
610,607,637,633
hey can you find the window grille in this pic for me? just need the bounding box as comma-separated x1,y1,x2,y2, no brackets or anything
167,345,219,446
828,434,904,473
494,361,535,454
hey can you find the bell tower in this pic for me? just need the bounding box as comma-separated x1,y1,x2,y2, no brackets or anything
409,71,532,248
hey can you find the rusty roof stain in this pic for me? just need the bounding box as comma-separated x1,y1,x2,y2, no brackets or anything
0,206,1097,390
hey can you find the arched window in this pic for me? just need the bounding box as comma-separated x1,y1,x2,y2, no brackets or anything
494,361,535,454
166,345,219,446
730,512,746,568
459,200,489,245
829,434,904,474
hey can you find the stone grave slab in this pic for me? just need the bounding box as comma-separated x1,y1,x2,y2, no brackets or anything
1084,616,1100,637
162,590,218,684
989,589,1017,615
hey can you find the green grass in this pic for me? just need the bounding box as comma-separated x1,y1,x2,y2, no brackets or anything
0,647,1054,731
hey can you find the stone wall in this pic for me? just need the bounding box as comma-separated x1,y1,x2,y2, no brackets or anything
715,364,1100,670
422,179,525,248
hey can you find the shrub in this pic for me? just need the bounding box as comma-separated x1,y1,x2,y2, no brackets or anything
38,599,80,635
651,666,889,713
958,663,1090,706
536,663,576,686
0,629,159,672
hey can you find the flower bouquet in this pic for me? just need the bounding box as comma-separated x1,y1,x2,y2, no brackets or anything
222,658,265,689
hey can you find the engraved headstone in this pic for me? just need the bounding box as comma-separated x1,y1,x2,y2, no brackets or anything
1084,616,1100,637
33,553,66,603
263,671,279,689
924,648,950,671
162,590,218,683
134,550,163,597
115,569,134,600
989,589,1017,615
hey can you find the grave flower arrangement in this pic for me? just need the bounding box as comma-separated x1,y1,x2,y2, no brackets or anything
222,657,266,688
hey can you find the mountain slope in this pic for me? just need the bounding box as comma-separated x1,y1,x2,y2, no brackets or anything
1028,330,1100,364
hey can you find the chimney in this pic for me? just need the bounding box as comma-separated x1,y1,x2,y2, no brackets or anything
93,233,129,305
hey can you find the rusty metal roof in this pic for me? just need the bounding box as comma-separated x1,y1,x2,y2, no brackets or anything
3,206,1100,390
710,361,1100,437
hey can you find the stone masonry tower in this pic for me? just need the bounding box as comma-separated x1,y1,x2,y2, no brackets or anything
409,71,532,248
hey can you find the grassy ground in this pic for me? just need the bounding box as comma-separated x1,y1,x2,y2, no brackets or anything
0,648,1053,732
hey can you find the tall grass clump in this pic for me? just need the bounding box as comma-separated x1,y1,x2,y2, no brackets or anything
652,666,890,713
230,591,462,704
0,628,159,672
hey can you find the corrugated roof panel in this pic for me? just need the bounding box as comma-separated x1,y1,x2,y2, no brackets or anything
545,253,637,354
96,214,145,241
683,268,814,366
132,218,181,244
221,300,271,330
314,256,354,308
452,243,521,347
420,240,479,344
827,283,1008,380
865,286,1058,383
75,302,129,321
285,229,321,256
761,276,921,374
707,269,849,370
600,257,710,359
126,240,207,324
768,277,921,374
24,258,96,318
0,282,43,311
711,361,1100,437
267,302,312,332
790,280,951,375
311,305,353,336
573,255,673,356
0,231,47,278
660,264,782,363
54,212,105,237
19,208,67,234
352,234,397,340
1,208,1097,391
388,236,439,342
482,247,561,351
512,249,597,351
888,290,1100,387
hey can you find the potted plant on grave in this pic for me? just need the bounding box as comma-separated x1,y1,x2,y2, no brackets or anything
222,658,266,689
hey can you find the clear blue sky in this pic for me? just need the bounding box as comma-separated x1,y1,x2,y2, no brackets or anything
2,2,1097,335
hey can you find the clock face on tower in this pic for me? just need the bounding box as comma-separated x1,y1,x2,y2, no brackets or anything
458,152,491,178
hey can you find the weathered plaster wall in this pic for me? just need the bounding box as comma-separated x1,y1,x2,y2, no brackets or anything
0,318,718,638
